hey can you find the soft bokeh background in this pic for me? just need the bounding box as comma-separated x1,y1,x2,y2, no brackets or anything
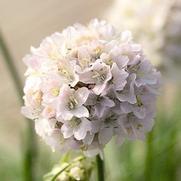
0,0,180,180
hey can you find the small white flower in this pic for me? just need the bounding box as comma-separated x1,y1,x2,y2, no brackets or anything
79,59,112,95
61,117,92,140
56,84,89,120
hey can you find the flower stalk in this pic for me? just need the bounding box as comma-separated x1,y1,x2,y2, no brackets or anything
0,30,37,181
96,155,105,181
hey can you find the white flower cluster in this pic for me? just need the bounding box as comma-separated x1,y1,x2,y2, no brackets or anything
22,19,161,156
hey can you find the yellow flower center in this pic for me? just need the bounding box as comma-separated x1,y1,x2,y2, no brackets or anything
51,88,60,96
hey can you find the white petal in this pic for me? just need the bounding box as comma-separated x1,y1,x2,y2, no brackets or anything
61,124,73,138
94,104,106,118
83,132,94,145
76,87,90,105
60,111,73,120
35,118,53,137
121,31,132,42
116,74,137,104
98,127,113,145
133,107,146,119
21,106,39,119
72,106,89,118
74,118,91,140
93,83,107,95
101,96,115,107
111,63,128,90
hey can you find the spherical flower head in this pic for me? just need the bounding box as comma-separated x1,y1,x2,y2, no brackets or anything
21,19,161,157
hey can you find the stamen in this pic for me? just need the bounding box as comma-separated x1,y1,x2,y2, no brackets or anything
68,96,78,110
92,69,106,83
105,59,113,66
69,117,81,128
136,95,143,107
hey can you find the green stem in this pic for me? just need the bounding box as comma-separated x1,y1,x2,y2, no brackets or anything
0,30,37,181
144,130,154,181
23,122,37,181
0,31,23,100
96,154,105,181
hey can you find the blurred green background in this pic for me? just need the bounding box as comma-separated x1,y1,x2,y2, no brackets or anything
0,0,181,180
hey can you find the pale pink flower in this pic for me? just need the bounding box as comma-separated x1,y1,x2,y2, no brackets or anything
78,60,112,95
55,85,89,120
